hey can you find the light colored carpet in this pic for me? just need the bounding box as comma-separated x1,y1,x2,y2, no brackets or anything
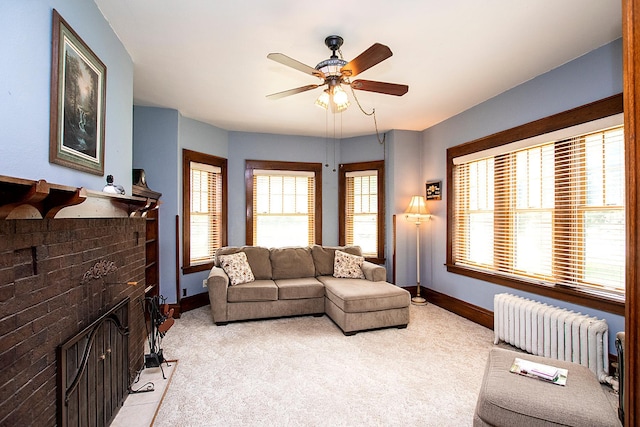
153,303,495,426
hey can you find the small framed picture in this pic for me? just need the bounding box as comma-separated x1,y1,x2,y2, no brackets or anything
426,180,442,200
50,9,106,175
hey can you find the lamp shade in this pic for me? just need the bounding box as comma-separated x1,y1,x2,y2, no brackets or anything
404,195,430,220
315,91,330,110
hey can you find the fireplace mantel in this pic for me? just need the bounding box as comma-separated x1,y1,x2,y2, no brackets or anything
0,174,158,219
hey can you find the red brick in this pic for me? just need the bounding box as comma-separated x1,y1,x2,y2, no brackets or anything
38,256,63,276
0,377,16,409
14,301,47,327
14,329,47,359
0,314,17,336
14,276,39,296
0,282,14,303
14,220,45,234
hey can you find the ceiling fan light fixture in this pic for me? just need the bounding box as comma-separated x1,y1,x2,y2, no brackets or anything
332,86,350,112
315,91,330,110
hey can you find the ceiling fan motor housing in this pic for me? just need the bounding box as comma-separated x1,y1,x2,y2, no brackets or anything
324,35,344,57
315,58,347,77
317,35,347,79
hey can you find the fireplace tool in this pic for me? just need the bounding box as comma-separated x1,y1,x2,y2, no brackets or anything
144,295,174,377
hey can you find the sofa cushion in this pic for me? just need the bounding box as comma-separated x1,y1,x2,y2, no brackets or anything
242,246,272,279
215,246,241,266
333,250,365,279
320,277,410,313
475,348,620,427
275,277,325,300
311,245,362,276
270,247,315,279
215,246,272,279
218,252,255,286
227,280,278,302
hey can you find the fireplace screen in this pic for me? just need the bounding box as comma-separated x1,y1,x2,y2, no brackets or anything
57,297,130,427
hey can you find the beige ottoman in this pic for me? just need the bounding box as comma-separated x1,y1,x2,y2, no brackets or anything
319,276,410,335
474,348,620,426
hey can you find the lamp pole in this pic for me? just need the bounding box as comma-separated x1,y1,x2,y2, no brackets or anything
404,195,430,305
413,218,427,305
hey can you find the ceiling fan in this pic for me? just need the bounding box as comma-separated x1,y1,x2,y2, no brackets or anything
266,35,409,112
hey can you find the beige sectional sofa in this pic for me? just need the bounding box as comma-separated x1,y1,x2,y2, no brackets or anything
206,245,410,335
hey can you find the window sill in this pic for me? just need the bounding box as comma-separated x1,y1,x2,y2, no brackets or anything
364,257,385,265
446,263,624,316
183,262,214,275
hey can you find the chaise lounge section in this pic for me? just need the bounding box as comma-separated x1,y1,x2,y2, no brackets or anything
206,245,410,335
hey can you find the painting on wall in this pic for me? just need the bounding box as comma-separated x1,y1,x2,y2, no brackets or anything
426,180,442,200
50,9,106,175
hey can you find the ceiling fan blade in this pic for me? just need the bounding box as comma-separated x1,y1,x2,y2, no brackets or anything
266,84,320,100
267,53,325,79
341,43,393,77
351,79,409,96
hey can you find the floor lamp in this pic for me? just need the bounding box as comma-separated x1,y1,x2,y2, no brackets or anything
404,195,431,305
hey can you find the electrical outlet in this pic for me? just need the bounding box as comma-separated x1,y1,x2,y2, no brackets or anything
202,279,208,288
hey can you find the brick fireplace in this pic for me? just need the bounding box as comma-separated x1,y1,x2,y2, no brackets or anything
0,214,148,425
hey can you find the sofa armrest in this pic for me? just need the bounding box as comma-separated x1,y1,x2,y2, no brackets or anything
361,261,386,282
207,266,230,323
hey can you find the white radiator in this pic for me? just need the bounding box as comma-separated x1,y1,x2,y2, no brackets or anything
493,293,610,383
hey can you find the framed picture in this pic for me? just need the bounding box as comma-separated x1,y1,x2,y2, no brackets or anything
50,9,106,175
426,180,442,200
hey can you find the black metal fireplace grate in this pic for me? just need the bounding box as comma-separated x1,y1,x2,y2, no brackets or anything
57,298,130,427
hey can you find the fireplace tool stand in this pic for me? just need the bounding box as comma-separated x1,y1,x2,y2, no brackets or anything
131,295,175,393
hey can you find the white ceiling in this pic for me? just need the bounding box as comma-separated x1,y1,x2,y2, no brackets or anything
94,1,622,139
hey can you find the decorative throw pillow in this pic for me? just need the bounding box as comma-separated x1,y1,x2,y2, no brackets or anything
218,252,255,286
333,250,365,279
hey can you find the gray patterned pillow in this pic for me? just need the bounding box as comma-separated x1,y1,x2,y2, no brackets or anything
333,250,365,279
218,252,255,286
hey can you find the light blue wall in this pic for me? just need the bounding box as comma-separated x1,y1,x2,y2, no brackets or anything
133,106,179,301
227,132,339,245
421,38,624,348
340,134,385,164
386,130,423,286
178,115,228,297
0,0,133,191
133,107,229,301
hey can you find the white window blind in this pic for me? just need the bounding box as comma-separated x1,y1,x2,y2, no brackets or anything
190,161,222,264
453,125,625,296
252,171,315,247
345,170,378,256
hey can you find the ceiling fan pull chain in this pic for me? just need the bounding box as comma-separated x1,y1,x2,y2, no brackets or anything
372,109,386,145
347,83,385,144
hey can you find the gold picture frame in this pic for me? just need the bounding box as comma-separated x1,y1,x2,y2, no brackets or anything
50,9,106,175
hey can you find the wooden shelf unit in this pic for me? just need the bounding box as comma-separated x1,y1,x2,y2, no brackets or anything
132,179,162,299
144,207,160,298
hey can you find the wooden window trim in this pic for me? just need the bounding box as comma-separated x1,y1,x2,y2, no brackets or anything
338,160,385,264
446,93,624,315
245,160,322,246
182,149,228,274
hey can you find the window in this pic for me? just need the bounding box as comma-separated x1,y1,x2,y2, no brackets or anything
580,128,625,288
339,161,385,263
245,160,322,247
182,149,227,273
447,94,624,315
